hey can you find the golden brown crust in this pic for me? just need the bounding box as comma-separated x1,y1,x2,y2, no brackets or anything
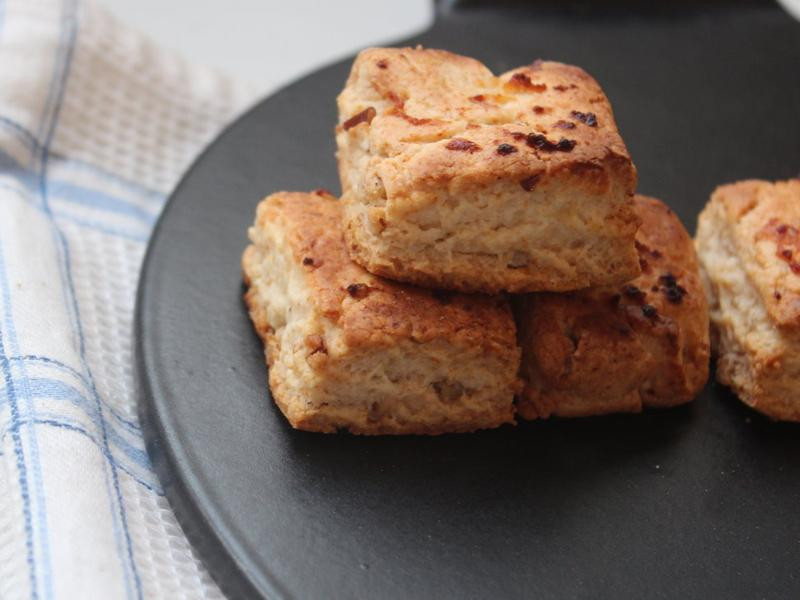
242,190,520,435
516,195,710,419
336,47,639,293
253,190,518,359
338,47,634,191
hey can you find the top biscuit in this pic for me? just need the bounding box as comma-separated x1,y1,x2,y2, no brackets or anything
337,47,639,293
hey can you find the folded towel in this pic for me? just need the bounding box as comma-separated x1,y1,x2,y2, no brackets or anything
0,1,255,597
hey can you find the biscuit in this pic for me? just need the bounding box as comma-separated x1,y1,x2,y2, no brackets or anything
695,179,800,421
516,195,709,419
336,47,639,293
242,190,521,434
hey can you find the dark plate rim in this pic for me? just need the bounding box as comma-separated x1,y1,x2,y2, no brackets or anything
133,33,428,599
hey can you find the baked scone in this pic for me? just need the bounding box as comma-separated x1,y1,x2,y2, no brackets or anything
336,47,639,294
242,190,520,434
695,179,800,422
516,195,709,419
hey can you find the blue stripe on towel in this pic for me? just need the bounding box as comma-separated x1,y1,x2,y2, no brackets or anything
0,249,40,599
36,0,143,596
48,179,158,225
0,147,158,229
12,355,142,433
0,115,164,201
24,378,151,470
0,180,149,242
0,413,161,495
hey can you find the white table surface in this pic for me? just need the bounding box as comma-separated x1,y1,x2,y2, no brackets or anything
104,0,800,98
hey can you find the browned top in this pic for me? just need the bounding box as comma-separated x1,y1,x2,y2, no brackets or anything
705,179,800,329
336,46,635,196
254,190,518,357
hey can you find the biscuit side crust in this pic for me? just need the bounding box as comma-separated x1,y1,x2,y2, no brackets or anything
517,195,710,419
242,190,520,434
695,180,800,421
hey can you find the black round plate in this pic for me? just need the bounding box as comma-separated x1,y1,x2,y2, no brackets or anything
136,3,800,598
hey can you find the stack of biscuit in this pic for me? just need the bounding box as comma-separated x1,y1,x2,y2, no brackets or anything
243,46,717,434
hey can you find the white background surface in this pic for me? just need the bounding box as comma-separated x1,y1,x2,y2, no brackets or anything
103,0,433,96
104,0,800,97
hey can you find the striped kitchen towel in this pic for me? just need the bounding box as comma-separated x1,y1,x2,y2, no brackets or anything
0,1,256,598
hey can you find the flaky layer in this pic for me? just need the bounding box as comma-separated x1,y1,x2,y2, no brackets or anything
344,165,638,293
517,195,709,419
336,47,639,293
242,190,520,434
695,180,800,421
